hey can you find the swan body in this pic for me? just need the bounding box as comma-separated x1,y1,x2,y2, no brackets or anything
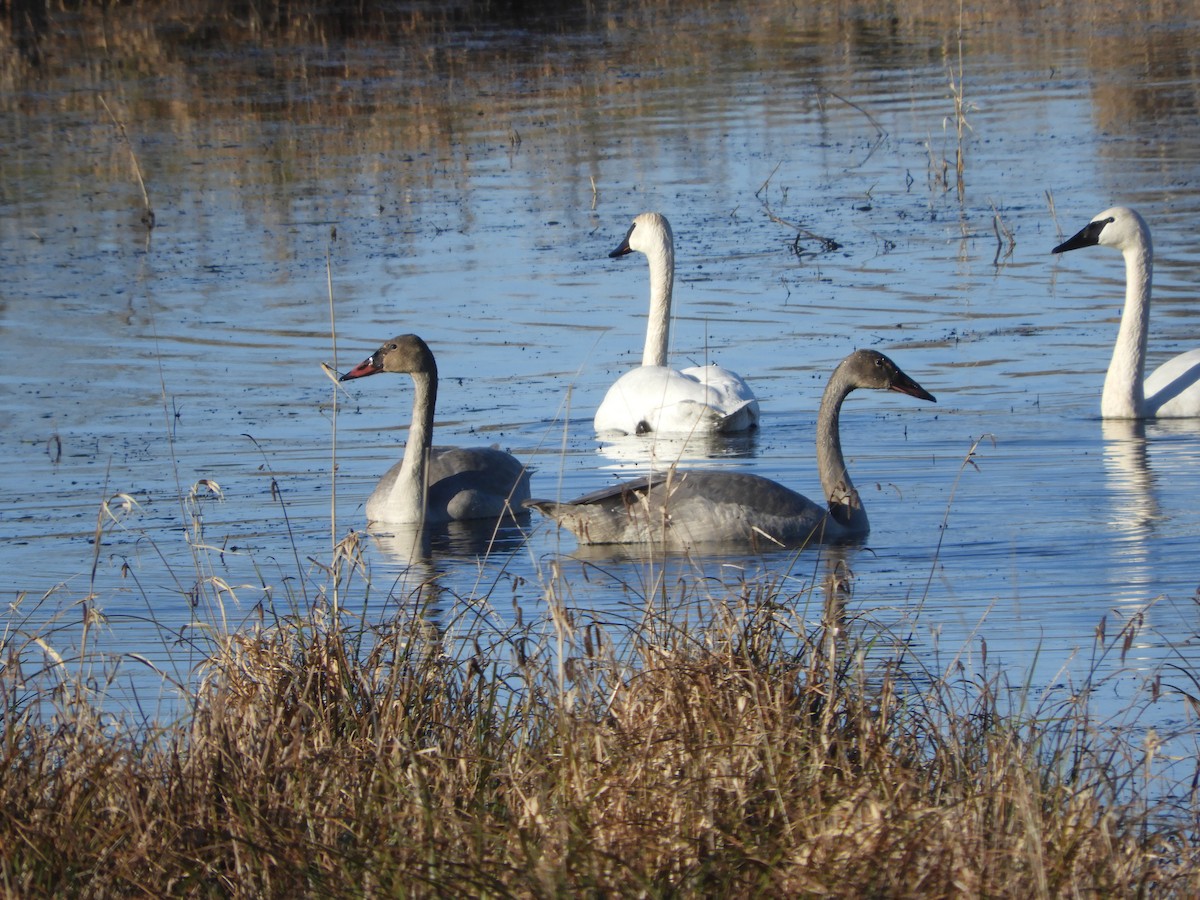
593,363,759,434
340,334,532,525
594,212,760,435
531,350,934,548
1053,206,1200,418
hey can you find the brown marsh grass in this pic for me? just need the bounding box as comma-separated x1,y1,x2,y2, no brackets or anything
3,531,1200,896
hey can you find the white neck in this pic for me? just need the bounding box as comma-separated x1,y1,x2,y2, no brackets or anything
641,239,674,368
1102,243,1152,418
384,370,436,523
815,366,867,535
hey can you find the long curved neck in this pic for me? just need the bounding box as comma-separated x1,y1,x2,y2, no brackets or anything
641,240,674,368
1103,241,1153,418
816,366,867,535
391,368,437,522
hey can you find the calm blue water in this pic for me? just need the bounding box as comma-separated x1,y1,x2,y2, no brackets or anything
2,6,1199,782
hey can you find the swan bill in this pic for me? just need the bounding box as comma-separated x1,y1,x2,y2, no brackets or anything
609,221,636,258
1051,217,1112,254
889,372,936,403
340,354,384,381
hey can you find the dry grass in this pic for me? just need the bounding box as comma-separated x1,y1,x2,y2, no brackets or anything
3,557,1198,897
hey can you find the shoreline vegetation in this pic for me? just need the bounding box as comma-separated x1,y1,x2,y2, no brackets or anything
4,0,1200,894
5,544,1200,895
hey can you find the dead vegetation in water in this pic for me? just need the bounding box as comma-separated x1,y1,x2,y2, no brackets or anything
2,0,1191,181
2,558,1199,897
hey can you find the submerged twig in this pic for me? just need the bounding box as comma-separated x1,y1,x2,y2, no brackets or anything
816,87,889,168
756,162,842,254
990,201,1016,265
97,93,154,231
1045,189,1062,242
920,433,995,608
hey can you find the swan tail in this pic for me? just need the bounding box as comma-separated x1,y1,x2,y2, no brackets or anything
523,498,562,516
714,398,761,432
523,498,610,543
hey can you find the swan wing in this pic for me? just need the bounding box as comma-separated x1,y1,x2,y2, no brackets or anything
1145,349,1200,418
425,447,532,522
526,470,827,547
366,447,531,525
679,363,761,431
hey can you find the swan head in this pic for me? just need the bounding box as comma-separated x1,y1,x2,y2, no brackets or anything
1052,206,1151,257
839,349,936,402
610,212,674,260
340,334,436,381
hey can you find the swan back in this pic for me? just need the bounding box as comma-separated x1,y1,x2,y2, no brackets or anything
593,364,759,435
525,470,828,548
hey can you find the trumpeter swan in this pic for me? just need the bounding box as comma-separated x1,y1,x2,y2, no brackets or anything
1053,206,1200,418
594,212,760,435
340,334,531,524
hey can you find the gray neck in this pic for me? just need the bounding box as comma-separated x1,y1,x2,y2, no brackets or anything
815,364,867,535
392,368,437,523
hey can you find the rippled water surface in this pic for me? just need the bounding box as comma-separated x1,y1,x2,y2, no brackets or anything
3,2,1200,755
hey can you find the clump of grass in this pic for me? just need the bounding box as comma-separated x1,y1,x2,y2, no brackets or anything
2,556,1197,897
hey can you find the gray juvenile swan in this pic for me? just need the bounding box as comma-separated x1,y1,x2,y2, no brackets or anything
594,212,760,435
530,349,934,548
1053,206,1200,418
340,334,532,525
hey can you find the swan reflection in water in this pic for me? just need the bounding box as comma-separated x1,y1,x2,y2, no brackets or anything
1101,419,1159,535
362,517,530,619
544,539,861,682
595,428,760,471
369,518,530,567
1099,418,1168,647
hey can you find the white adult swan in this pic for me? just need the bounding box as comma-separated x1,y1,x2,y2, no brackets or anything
1053,206,1200,418
340,334,532,524
594,212,760,435
530,350,934,548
